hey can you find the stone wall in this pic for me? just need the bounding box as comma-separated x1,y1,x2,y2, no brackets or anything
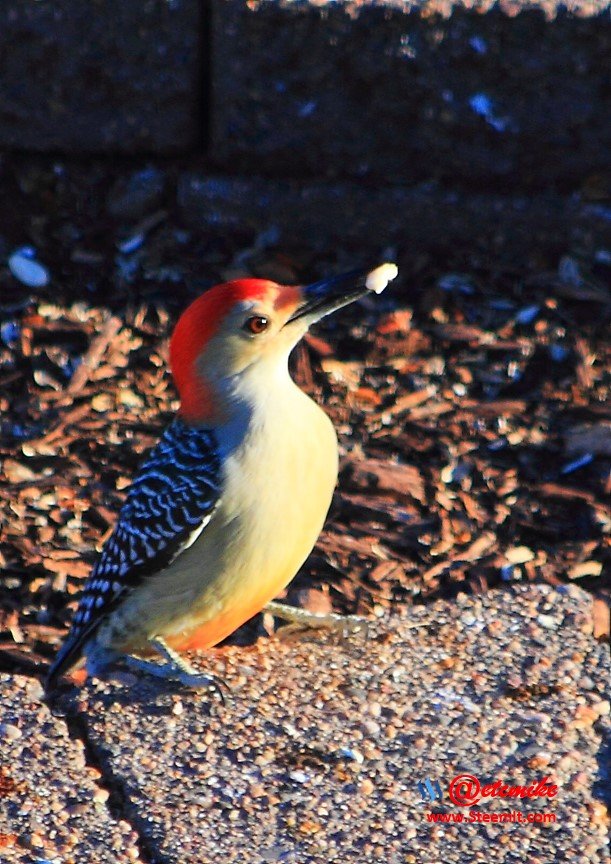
0,0,609,190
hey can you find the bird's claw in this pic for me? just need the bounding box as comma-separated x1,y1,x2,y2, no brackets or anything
177,670,230,703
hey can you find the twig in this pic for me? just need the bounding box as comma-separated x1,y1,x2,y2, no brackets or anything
67,315,122,394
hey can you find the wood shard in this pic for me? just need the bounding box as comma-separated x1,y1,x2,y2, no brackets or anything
343,457,426,505
455,400,528,418
67,315,122,394
564,422,611,458
592,598,610,642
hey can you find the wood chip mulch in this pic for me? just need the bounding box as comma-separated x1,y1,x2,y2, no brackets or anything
0,160,609,675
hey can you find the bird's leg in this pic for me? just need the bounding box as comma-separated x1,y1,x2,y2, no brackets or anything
139,636,228,698
264,600,368,637
88,637,227,699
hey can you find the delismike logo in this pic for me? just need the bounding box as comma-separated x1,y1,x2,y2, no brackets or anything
447,773,558,807
416,773,559,825
416,777,444,803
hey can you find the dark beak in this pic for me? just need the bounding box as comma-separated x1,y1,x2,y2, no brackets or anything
286,263,398,326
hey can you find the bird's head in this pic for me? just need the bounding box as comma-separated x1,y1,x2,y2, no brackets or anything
170,263,398,425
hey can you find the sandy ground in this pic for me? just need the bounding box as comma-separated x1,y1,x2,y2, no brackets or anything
1,583,608,863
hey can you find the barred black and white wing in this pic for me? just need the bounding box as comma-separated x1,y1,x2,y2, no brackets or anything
47,418,221,684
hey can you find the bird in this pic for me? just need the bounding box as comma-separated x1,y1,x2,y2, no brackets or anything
46,262,398,692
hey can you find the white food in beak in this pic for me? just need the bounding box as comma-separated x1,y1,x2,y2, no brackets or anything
365,263,399,294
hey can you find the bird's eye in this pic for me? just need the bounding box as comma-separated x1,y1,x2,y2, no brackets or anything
243,315,270,335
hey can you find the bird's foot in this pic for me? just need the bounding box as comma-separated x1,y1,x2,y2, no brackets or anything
147,636,228,700
264,600,369,638
120,652,228,701
85,638,228,701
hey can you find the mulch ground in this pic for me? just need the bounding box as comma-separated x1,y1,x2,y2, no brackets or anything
0,156,609,678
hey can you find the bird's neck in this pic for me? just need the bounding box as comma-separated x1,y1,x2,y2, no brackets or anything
184,353,306,457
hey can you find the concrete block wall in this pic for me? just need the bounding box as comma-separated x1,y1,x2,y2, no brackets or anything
0,0,608,189
211,0,610,190
0,0,202,152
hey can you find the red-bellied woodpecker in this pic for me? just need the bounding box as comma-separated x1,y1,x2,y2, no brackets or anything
47,263,398,691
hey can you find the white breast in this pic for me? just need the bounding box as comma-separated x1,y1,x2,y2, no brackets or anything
101,375,338,652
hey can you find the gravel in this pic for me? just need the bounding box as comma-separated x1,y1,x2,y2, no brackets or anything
38,582,609,863
0,676,140,862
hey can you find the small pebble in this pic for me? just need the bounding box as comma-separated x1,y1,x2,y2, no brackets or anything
367,701,382,718
339,747,364,764
92,788,110,805
1,723,22,741
288,770,310,784
8,247,50,288
505,546,535,564
25,679,45,701
359,778,375,795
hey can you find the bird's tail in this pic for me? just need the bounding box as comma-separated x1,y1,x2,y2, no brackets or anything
45,632,87,692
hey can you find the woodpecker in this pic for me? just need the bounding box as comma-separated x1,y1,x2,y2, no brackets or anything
47,263,398,690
